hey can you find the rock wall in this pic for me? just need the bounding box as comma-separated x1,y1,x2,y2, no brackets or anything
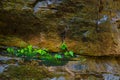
0,0,120,56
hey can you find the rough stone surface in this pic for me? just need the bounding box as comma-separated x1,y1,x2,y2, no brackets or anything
0,0,120,56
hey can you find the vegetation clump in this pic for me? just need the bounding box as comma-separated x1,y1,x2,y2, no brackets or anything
60,42,74,57
6,43,74,65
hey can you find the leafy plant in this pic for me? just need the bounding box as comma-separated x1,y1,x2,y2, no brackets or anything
36,49,47,56
60,42,67,50
69,51,74,57
6,45,36,60
7,47,15,55
64,51,74,57
7,47,13,53
6,44,75,65
60,42,74,58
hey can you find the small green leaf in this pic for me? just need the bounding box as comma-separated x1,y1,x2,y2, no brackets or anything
60,42,67,50
54,54,62,59
64,51,69,56
20,49,24,54
69,51,74,57
27,45,33,53
28,45,32,49
36,49,47,55
36,49,42,53
7,48,14,54
24,48,28,51
7,48,11,53
17,50,20,52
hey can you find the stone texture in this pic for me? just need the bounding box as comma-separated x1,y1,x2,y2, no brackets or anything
0,0,120,56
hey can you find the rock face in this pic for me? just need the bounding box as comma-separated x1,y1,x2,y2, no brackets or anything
0,0,120,56
33,0,62,13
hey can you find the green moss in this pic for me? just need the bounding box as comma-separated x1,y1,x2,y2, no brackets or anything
0,65,54,79
0,35,28,47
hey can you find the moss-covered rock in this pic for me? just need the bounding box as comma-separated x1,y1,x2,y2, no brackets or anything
0,64,54,79
0,35,27,47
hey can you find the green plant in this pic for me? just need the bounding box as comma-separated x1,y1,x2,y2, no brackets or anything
54,54,62,59
60,42,67,50
7,47,15,55
18,45,36,60
6,44,74,65
36,49,47,56
60,42,74,58
6,45,36,60
64,51,74,57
